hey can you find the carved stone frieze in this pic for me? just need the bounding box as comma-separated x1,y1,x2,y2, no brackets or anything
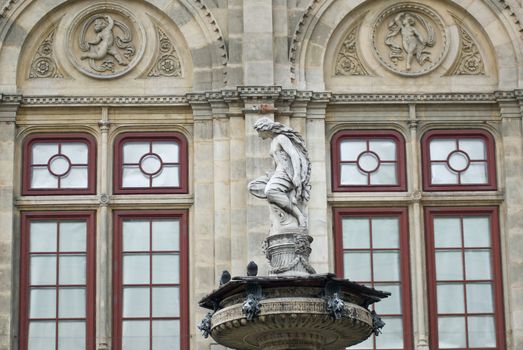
334,22,369,76
29,27,63,79
449,17,485,76
373,3,448,76
67,4,145,79
147,26,181,78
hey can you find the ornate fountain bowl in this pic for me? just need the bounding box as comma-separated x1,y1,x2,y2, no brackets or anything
199,274,389,350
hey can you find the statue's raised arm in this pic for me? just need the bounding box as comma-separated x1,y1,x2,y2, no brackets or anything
248,118,311,231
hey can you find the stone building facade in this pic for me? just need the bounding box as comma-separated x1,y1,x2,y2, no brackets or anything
0,0,522,349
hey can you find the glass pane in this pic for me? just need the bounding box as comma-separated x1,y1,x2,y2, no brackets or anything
123,220,150,251
30,288,56,318
434,218,461,248
122,166,149,188
438,316,466,348
467,283,494,313
60,167,88,188
152,287,180,317
31,255,56,285
123,254,150,284
152,165,179,187
59,288,85,318
373,283,401,314
49,156,70,175
152,254,179,284
153,320,180,350
465,250,492,280
340,164,367,185
31,167,58,188
468,316,496,347
375,316,403,349
463,217,490,247
358,152,379,172
430,139,456,160
372,218,399,249
32,143,58,164
459,139,486,160
123,142,149,163
61,143,88,164
342,218,370,249
59,255,86,285
431,164,458,184
58,321,85,350
340,140,366,161
152,141,179,163
369,139,396,161
437,283,465,313
461,163,488,184
30,222,57,252
59,221,87,252
344,252,371,281
152,220,179,251
436,251,463,280
370,163,397,185
373,251,400,282
349,335,373,349
122,320,150,350
123,288,150,317
28,321,56,350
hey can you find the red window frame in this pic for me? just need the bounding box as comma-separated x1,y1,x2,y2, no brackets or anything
421,129,497,191
19,211,96,350
22,133,97,195
333,208,413,350
425,207,506,350
112,210,189,350
331,130,407,192
113,132,188,194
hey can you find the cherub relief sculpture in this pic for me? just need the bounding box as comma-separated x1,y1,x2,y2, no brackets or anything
248,118,311,230
385,12,435,71
79,14,135,73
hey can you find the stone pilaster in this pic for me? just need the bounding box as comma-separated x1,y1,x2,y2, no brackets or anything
0,95,20,350
306,93,330,273
243,0,274,85
499,91,523,350
188,95,215,349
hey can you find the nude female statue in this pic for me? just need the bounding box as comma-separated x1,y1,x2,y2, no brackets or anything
385,12,435,71
80,15,127,65
248,118,311,228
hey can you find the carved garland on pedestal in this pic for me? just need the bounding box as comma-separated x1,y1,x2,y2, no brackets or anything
29,27,64,79
148,26,182,78
334,22,369,76
449,17,485,76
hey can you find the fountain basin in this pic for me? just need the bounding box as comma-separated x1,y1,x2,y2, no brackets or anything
199,274,389,350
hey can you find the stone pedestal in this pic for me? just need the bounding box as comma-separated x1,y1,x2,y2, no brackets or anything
264,228,315,275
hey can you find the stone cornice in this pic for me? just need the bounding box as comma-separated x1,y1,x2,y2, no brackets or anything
3,89,521,109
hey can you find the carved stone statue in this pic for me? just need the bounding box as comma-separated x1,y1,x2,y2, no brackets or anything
80,15,127,65
385,12,435,71
248,118,311,230
248,118,314,275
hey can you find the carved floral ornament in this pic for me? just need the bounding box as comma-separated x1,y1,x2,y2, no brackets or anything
334,22,369,76
66,4,145,79
29,26,64,79
372,3,448,76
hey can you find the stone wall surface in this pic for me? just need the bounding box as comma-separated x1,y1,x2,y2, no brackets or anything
0,0,522,349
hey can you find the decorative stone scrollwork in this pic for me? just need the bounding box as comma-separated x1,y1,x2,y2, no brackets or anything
371,310,386,336
29,27,63,79
449,17,485,76
67,4,145,79
242,294,261,321
373,3,448,76
197,312,213,338
335,23,369,76
148,26,182,78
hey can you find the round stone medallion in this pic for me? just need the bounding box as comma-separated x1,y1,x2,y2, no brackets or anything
67,4,145,79
372,3,448,76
